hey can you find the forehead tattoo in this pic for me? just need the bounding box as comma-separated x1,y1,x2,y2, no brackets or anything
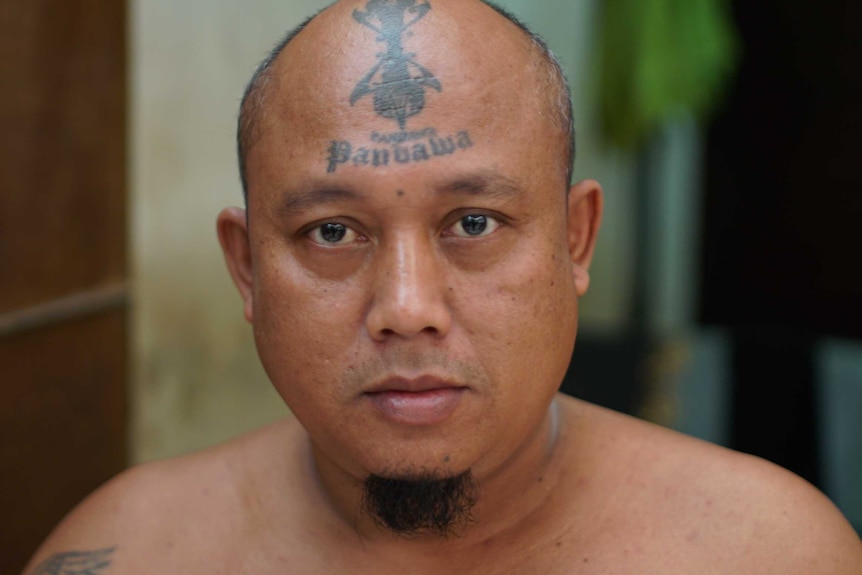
326,0,476,174
350,0,442,129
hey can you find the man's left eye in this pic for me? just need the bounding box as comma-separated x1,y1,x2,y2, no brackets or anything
450,214,500,238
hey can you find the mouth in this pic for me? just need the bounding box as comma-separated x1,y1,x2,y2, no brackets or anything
364,376,468,426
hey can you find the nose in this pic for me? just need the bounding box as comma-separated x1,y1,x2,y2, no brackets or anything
365,233,452,341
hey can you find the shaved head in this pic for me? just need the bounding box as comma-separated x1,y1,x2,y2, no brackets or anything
236,0,575,204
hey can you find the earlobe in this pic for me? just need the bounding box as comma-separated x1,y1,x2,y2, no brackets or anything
566,179,603,297
217,207,255,323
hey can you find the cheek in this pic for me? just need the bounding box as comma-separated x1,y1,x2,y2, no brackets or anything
492,234,575,323
251,255,366,394
456,236,578,382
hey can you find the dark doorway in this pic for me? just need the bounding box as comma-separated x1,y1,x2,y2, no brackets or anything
701,0,862,485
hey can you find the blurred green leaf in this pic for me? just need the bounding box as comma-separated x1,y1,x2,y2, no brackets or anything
597,0,739,149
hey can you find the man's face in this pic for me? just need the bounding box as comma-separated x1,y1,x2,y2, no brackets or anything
222,1,599,485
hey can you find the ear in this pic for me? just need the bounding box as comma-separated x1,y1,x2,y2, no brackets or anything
566,179,603,297
217,207,255,323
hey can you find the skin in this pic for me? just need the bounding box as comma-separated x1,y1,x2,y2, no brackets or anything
24,0,862,573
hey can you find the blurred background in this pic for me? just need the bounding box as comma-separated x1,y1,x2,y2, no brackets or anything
1,0,860,571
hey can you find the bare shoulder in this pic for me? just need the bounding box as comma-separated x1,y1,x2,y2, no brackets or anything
560,397,862,573
22,417,304,575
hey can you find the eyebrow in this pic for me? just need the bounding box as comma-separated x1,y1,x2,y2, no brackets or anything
436,172,523,201
279,186,360,217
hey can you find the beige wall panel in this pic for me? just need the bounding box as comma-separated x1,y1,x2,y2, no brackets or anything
131,0,333,462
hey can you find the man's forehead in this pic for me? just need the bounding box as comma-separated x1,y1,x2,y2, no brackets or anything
239,0,569,200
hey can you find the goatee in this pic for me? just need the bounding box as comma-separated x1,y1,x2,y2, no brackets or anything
362,469,478,537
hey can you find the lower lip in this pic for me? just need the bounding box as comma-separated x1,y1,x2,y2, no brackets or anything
367,388,466,426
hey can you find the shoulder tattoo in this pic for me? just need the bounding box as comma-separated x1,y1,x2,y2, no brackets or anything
31,547,116,575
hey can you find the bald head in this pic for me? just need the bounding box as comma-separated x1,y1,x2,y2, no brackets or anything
236,0,574,203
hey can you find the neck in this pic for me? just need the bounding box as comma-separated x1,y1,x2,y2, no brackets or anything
308,398,567,549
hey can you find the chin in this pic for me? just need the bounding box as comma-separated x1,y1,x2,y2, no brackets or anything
358,436,476,481
373,465,462,482
362,449,464,481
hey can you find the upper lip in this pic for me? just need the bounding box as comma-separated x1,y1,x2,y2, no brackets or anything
365,375,465,394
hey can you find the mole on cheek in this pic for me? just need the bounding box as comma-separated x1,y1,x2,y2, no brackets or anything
396,190,405,198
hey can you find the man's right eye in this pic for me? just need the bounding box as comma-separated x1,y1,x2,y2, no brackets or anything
308,222,360,246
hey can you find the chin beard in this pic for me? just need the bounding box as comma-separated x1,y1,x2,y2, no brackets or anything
362,469,478,537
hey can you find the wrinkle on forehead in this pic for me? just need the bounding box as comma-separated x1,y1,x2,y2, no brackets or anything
276,168,524,218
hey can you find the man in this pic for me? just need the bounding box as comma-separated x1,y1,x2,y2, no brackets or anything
25,0,862,573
